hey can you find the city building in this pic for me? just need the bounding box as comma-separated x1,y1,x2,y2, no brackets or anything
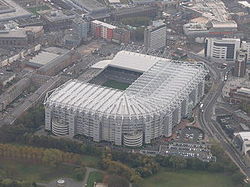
69,0,108,14
72,18,89,41
37,48,80,76
234,132,250,155
68,0,109,19
0,69,15,88
111,5,158,21
183,20,238,37
204,38,241,61
229,87,250,104
40,10,75,31
0,29,28,49
112,28,130,44
0,26,44,49
241,41,250,63
44,51,207,147
144,20,167,50
64,18,89,46
0,77,31,111
0,0,32,21
234,49,247,77
91,20,116,41
26,47,69,68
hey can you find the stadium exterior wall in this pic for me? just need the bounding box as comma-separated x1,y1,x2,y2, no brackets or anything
45,83,204,146
44,55,207,147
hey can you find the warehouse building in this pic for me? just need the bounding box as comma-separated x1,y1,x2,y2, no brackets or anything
44,51,207,147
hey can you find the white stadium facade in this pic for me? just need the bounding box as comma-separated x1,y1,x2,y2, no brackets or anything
44,51,208,147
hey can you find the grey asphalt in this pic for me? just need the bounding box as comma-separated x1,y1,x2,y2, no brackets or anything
187,51,250,178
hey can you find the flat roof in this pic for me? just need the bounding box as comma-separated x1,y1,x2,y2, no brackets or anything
0,30,26,38
92,20,117,29
108,0,120,3
29,51,59,66
0,0,32,21
235,132,250,141
91,51,167,73
237,87,250,95
70,0,107,12
0,69,15,82
211,21,237,28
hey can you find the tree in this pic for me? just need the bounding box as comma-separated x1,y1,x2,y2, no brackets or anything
73,167,86,181
42,149,63,166
169,156,187,169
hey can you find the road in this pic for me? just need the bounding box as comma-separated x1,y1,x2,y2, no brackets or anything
187,51,250,177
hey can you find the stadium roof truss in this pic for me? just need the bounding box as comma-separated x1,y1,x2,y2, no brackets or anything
45,57,208,118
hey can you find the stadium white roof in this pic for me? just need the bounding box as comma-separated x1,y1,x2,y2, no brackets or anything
46,52,208,117
91,51,166,73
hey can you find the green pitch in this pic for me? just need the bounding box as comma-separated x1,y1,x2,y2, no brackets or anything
102,80,130,90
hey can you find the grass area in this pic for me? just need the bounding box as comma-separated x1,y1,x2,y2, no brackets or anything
138,169,237,187
81,155,100,168
0,159,79,183
102,80,130,90
87,171,103,187
27,5,50,15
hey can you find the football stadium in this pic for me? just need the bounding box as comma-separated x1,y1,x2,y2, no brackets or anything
44,51,208,147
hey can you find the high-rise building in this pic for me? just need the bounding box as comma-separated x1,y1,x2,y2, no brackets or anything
204,38,241,61
144,20,167,50
72,18,89,41
64,18,89,46
234,49,247,77
91,20,117,41
241,41,250,63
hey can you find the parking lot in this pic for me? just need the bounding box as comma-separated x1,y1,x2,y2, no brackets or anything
159,142,214,162
176,126,204,143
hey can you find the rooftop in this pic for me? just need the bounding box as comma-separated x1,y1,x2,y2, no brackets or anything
0,69,15,83
91,50,165,73
235,132,250,141
29,51,59,67
70,0,107,12
46,52,208,116
0,29,27,38
238,1,250,8
92,20,117,29
0,0,32,21
40,10,75,22
210,21,237,28
27,47,69,68
237,87,250,95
